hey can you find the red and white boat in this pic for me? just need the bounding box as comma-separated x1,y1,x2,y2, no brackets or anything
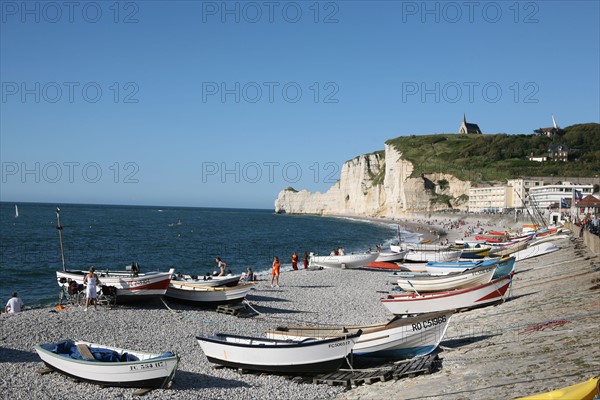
56,267,174,303
381,274,513,315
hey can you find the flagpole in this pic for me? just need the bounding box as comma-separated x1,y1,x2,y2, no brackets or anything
56,207,66,272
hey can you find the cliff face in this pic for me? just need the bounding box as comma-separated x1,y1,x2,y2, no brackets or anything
274,144,471,217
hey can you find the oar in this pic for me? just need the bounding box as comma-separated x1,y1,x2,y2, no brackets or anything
56,207,66,272
407,280,422,296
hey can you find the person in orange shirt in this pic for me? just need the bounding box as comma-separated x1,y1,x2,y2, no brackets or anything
271,256,281,288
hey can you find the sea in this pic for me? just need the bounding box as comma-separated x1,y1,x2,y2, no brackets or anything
0,202,420,308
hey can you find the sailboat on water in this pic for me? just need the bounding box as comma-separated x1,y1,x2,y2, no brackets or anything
15,204,19,218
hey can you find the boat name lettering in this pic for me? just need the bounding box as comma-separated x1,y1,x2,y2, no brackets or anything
412,315,447,331
129,279,151,287
472,269,488,276
329,340,350,348
132,361,166,371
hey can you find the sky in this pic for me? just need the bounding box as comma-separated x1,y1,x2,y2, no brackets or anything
1,0,599,209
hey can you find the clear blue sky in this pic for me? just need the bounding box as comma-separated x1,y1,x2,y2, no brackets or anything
1,1,599,209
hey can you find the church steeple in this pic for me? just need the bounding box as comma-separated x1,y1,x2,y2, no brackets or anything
458,114,482,134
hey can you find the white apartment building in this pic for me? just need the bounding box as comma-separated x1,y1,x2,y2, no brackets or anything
528,182,595,209
468,178,544,212
507,178,544,208
468,186,512,212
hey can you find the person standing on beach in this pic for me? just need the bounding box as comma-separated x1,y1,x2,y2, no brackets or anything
5,292,24,313
83,267,100,311
291,252,299,270
303,251,309,269
271,256,281,287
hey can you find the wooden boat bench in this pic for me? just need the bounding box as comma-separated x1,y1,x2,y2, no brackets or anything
76,344,96,361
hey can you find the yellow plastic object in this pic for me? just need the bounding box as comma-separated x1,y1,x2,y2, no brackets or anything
515,377,599,400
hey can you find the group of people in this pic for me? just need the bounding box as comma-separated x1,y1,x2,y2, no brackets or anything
5,266,101,314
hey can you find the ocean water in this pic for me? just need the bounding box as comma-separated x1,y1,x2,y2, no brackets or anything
0,202,415,308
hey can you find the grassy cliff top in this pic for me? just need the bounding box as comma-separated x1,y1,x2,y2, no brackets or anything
385,123,600,183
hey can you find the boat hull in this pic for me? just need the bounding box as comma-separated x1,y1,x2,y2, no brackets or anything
196,333,361,374
403,250,462,263
382,274,512,315
267,311,453,358
309,253,379,269
397,265,497,292
56,269,174,302
375,251,407,263
513,243,560,261
34,341,179,388
514,377,599,400
165,282,253,304
172,275,241,288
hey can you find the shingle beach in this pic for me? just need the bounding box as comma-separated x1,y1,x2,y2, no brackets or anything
1,216,599,400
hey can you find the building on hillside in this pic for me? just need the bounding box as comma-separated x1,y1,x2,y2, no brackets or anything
528,182,594,210
528,153,548,162
534,115,562,137
547,144,569,162
458,114,482,134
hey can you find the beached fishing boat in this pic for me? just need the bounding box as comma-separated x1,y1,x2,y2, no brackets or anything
488,240,531,257
375,251,407,263
403,249,462,263
513,242,560,261
266,310,453,358
514,376,599,400
171,274,241,288
309,252,379,269
451,244,491,259
363,261,402,271
34,340,179,388
165,281,253,304
382,274,513,315
474,233,507,243
394,263,428,273
424,258,500,276
396,265,497,292
56,267,174,302
196,331,361,374
391,243,451,253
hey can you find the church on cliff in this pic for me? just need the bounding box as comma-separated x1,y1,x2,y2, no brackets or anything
458,114,482,134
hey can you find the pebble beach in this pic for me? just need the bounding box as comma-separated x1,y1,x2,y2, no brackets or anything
1,216,599,400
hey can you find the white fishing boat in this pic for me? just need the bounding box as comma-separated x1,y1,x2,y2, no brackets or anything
424,259,501,276
171,274,241,288
165,281,253,304
403,249,462,263
196,331,361,374
391,243,452,253
488,240,531,257
309,252,379,269
34,340,179,388
56,267,174,303
512,242,560,261
382,274,513,315
375,251,407,263
394,263,428,273
266,310,453,358
397,265,497,292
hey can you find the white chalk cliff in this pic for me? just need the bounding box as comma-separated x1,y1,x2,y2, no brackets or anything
274,144,471,217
